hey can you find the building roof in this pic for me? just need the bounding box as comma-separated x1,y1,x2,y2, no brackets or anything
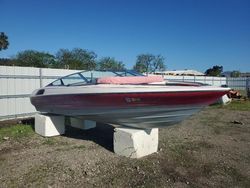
222,71,250,77
154,69,205,76
240,72,250,77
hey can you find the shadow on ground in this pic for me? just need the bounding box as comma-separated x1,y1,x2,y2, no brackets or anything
63,123,114,152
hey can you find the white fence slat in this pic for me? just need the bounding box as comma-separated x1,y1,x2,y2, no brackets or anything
0,98,8,116
0,66,77,120
7,98,15,117
0,78,8,95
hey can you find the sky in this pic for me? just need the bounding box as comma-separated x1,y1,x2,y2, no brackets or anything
1,0,250,72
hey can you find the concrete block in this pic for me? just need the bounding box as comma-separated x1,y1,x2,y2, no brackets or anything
219,94,232,105
114,128,158,158
70,118,96,130
35,113,65,137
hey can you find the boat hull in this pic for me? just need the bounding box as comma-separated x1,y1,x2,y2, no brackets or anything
31,90,228,128
69,105,203,128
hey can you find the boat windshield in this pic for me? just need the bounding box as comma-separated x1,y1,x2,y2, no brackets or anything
47,70,143,87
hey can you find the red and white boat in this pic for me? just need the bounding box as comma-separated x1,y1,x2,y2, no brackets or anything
30,71,230,129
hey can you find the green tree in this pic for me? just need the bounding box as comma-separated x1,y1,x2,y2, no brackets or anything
0,58,17,66
0,32,9,51
56,49,75,69
15,50,56,68
133,54,154,73
133,54,166,73
56,48,97,70
205,65,223,76
230,71,241,77
151,55,166,72
98,57,125,71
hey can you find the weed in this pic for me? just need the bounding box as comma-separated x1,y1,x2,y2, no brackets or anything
214,100,250,111
221,165,250,187
42,138,56,145
213,126,226,135
22,162,63,186
195,140,214,149
71,145,85,149
0,156,6,165
0,124,33,143
55,144,86,151
200,163,215,177
167,140,214,169
168,143,194,167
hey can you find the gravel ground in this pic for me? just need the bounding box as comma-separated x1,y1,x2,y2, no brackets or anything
0,104,250,188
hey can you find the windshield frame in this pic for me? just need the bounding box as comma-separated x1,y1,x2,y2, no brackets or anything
46,70,143,87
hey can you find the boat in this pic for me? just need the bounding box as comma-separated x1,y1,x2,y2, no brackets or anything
30,70,230,129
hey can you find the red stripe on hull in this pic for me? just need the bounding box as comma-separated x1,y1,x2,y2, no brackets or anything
31,91,228,110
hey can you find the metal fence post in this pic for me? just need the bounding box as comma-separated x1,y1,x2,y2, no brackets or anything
247,78,250,98
39,68,43,87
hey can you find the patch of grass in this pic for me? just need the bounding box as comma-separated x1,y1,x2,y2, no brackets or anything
21,162,64,187
71,145,85,149
42,138,56,145
199,112,225,126
195,140,214,149
199,117,215,125
168,143,195,168
55,144,86,152
212,100,250,111
170,140,214,152
41,138,71,147
208,120,248,135
100,159,164,188
0,124,34,143
221,165,250,187
167,141,214,168
200,163,215,177
212,125,228,135
0,156,6,165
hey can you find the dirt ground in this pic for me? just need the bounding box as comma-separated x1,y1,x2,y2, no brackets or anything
0,102,250,188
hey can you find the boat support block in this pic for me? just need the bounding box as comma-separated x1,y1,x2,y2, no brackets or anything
35,113,65,137
114,128,158,158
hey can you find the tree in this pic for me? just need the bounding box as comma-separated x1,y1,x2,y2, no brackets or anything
98,57,125,71
15,50,56,68
133,54,154,73
0,32,9,51
230,71,241,77
151,55,166,72
56,48,97,70
56,49,75,69
0,58,17,66
133,54,166,73
205,65,223,76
